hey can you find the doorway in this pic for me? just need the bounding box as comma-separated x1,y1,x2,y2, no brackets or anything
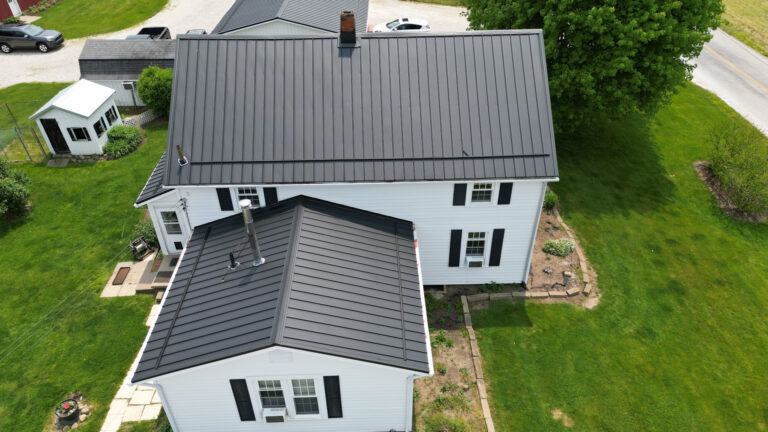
39,118,71,154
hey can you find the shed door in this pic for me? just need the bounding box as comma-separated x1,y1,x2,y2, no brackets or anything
39,118,71,154
7,0,22,17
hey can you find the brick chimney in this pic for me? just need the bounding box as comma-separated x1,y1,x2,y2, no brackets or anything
340,10,356,44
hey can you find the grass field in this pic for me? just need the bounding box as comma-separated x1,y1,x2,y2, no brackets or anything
0,83,167,432
0,83,69,161
472,84,768,431
32,0,168,39
722,0,768,56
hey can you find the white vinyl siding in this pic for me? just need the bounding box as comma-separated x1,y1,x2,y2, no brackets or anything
36,95,122,155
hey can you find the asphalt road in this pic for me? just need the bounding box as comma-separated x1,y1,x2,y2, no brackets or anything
691,29,768,134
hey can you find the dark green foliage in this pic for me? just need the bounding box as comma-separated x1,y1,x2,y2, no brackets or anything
543,189,559,211
463,0,724,130
131,220,159,248
435,362,447,375
431,394,470,412
0,159,30,217
137,66,174,116
104,125,143,159
542,238,575,257
709,121,768,214
431,329,455,349
3,16,21,24
480,281,506,293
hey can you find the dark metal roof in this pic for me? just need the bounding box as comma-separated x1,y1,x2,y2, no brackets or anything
213,0,369,34
79,39,176,80
164,31,558,186
135,152,173,206
132,196,429,382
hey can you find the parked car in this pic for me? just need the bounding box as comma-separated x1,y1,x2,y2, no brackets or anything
0,23,64,53
185,29,207,35
126,27,171,40
372,18,430,32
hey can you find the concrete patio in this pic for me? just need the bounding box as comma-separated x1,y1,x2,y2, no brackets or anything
100,252,179,299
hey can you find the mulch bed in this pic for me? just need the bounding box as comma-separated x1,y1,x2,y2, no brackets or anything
694,161,767,223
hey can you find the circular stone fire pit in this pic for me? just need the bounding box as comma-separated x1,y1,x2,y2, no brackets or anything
54,398,79,422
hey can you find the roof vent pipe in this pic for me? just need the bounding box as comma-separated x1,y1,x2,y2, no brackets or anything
176,145,189,167
239,199,266,267
339,10,356,44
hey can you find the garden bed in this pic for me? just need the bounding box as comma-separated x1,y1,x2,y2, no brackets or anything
694,161,767,223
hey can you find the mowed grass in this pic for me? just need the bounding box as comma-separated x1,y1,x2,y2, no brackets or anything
472,84,768,431
0,83,167,432
33,0,168,39
0,83,69,161
722,0,768,55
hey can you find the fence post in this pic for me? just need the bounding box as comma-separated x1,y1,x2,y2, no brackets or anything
14,127,32,162
6,103,21,131
30,127,47,158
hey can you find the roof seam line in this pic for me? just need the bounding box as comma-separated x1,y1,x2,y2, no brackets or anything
393,222,407,362
271,202,304,344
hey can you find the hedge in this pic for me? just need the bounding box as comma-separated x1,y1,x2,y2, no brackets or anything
103,125,143,159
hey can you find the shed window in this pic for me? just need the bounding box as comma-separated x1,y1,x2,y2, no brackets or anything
105,106,118,125
291,379,319,415
471,183,493,202
237,187,260,207
67,127,91,142
258,380,286,409
93,118,107,137
466,232,486,256
160,211,182,235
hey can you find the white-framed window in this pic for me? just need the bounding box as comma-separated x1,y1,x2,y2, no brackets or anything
257,380,286,409
471,183,493,202
160,211,182,235
291,379,320,415
105,106,118,125
93,117,107,137
466,232,486,256
237,187,260,207
67,127,91,142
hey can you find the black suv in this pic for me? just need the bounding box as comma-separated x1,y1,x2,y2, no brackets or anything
0,24,64,54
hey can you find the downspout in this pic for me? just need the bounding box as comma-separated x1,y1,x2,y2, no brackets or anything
153,382,182,432
405,375,415,432
523,182,548,287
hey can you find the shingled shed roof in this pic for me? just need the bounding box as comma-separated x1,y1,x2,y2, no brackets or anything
213,0,369,34
164,31,558,186
132,196,429,382
79,39,176,81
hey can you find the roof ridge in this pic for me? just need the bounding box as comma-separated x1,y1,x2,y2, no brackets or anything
270,201,305,345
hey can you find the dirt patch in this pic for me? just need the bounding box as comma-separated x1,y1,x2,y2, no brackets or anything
552,408,575,428
694,161,767,223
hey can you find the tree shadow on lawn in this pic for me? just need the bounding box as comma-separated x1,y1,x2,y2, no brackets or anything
553,114,676,219
472,300,533,329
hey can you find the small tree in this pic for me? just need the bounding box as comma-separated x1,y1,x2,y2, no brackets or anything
137,66,174,116
0,159,30,217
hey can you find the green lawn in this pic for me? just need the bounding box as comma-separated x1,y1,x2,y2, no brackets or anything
722,0,768,56
0,83,67,162
32,0,168,39
0,84,167,432
473,84,768,431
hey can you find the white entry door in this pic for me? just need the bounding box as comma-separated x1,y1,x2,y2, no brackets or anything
157,208,190,254
7,0,22,17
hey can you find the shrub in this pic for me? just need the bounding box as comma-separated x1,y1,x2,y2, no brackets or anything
132,220,159,249
0,159,30,217
104,125,143,159
480,281,505,293
137,66,174,116
435,362,447,375
543,189,559,212
3,17,20,24
431,330,454,349
709,121,768,214
423,413,469,432
431,394,470,412
543,238,575,257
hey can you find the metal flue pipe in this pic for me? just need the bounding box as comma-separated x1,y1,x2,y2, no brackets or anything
239,200,266,267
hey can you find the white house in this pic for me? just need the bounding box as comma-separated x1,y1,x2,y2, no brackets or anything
30,79,122,155
213,0,369,36
135,28,559,287
131,196,432,432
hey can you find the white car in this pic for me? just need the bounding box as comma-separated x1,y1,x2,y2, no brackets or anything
372,18,430,32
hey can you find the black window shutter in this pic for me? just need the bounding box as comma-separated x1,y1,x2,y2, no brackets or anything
449,229,462,267
498,183,513,205
216,188,234,211
452,184,467,206
323,376,343,418
229,379,256,421
264,187,278,206
489,229,505,266
67,128,75,141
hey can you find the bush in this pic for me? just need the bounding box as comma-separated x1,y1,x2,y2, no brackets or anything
132,220,159,249
709,122,768,214
435,362,447,375
3,17,20,24
543,238,575,257
0,159,30,217
480,281,505,293
137,66,174,116
431,330,454,349
543,189,559,212
104,125,143,159
423,413,469,432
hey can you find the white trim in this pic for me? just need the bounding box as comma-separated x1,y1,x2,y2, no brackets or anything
153,383,182,432
222,18,336,36
467,182,495,206
247,375,326,421
412,228,434,376
161,177,561,190
464,230,490,268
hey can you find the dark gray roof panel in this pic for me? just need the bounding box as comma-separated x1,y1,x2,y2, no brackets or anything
164,31,558,186
213,0,369,34
79,40,176,80
135,152,173,206
132,196,428,382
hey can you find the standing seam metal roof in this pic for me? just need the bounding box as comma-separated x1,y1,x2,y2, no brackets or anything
213,0,370,34
132,195,428,382
164,31,558,186
135,152,173,206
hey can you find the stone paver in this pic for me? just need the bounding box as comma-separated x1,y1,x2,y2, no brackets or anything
114,385,135,400
130,389,155,406
122,405,144,422
141,404,163,421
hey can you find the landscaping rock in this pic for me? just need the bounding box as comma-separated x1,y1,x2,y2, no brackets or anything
543,266,554,274
566,287,580,296
530,291,549,299
80,406,89,414
467,293,490,303
79,414,87,422
549,290,567,298
583,284,593,296
512,291,529,298
489,292,513,301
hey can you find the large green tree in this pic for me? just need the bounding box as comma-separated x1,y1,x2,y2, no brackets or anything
464,0,723,129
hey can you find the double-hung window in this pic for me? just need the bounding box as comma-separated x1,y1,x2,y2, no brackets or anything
237,187,260,207
160,211,182,235
257,380,286,409
67,127,91,142
93,117,107,137
291,379,319,415
105,106,118,125
466,232,486,256
471,183,493,202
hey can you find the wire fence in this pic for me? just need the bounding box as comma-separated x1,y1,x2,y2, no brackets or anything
0,101,50,163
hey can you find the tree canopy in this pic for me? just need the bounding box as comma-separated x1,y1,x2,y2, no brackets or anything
137,66,174,116
464,0,723,129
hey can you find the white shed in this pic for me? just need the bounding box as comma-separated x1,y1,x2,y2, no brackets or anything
30,79,122,155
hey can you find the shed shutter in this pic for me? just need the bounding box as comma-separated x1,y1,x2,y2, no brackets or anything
216,188,234,211
498,183,513,205
449,229,462,267
264,187,278,206
489,229,505,266
452,184,467,206
229,379,256,421
323,376,343,418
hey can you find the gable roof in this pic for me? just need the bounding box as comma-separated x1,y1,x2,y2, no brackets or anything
131,196,429,382
79,39,176,81
164,31,558,187
135,152,173,206
213,0,369,34
30,79,115,120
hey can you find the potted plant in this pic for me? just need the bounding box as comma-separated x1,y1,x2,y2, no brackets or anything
54,399,79,422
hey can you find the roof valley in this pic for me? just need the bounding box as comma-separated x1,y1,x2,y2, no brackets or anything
271,203,305,345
